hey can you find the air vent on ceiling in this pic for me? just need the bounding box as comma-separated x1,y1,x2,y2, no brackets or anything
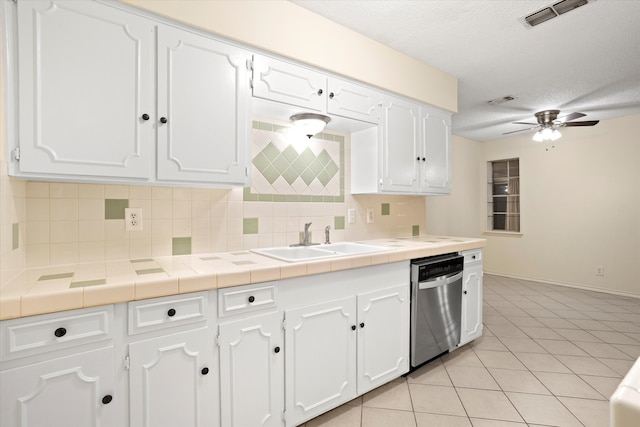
487,96,517,106
521,0,593,28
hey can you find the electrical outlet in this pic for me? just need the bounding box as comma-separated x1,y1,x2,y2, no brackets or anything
125,208,143,231
347,208,356,224
366,208,374,224
595,266,605,276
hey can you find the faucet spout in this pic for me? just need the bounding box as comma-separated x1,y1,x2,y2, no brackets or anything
324,225,331,244
302,222,312,246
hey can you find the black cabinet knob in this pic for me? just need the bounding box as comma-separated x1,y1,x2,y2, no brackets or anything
472,255,476,259
416,157,421,161
160,117,168,124
201,367,209,375
422,157,426,162
360,322,365,328
351,325,356,331
248,296,255,303
54,327,67,338
329,92,334,99
167,308,176,317
274,346,281,354
317,89,323,96
102,395,113,405
141,113,150,121
464,290,468,295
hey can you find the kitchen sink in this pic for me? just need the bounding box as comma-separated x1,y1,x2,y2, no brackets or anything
251,242,389,262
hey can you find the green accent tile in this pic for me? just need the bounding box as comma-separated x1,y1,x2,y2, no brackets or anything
317,149,331,166
323,196,334,202
312,195,324,202
131,258,154,263
299,195,312,202
317,170,331,186
262,142,280,162
200,256,221,261
412,225,420,236
70,279,106,288
243,218,259,234
231,251,251,256
335,194,344,203
258,122,273,131
335,135,344,144
172,237,192,255
286,195,300,202
309,158,324,175
232,260,256,266
272,154,290,174
39,272,74,281
273,124,287,133
262,165,280,184
325,160,339,178
282,167,299,185
300,148,315,164
12,223,19,250
292,157,307,174
244,188,259,201
137,268,165,275
282,145,299,163
334,216,345,230
258,194,274,202
252,152,270,172
273,195,287,202
300,168,316,186
252,120,260,129
381,203,390,215
105,199,129,219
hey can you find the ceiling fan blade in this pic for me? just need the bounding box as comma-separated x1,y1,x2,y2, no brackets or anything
558,112,586,122
563,120,599,127
512,121,538,125
502,126,538,135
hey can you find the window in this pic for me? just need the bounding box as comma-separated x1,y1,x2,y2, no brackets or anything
488,158,520,232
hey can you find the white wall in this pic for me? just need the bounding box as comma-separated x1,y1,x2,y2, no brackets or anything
429,114,640,297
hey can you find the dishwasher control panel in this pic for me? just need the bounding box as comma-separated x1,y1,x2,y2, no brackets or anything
412,254,463,282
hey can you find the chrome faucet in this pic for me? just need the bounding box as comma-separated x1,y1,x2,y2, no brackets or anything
302,222,312,246
324,225,331,244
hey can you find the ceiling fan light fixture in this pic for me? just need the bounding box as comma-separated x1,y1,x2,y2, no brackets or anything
289,113,331,138
533,127,562,142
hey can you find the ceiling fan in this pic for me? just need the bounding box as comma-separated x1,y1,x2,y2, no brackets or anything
503,110,599,141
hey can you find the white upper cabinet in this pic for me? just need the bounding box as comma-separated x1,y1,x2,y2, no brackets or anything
252,55,380,124
11,0,251,187
16,0,154,180
156,26,251,185
351,94,452,195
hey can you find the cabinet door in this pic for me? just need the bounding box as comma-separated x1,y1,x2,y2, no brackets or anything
284,297,357,427
460,266,483,346
380,95,420,193
156,26,251,185
357,284,410,395
219,312,284,427
252,55,326,113
128,327,215,427
420,107,452,194
327,77,380,123
0,347,116,427
16,0,154,179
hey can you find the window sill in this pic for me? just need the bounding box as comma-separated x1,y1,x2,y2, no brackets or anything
482,231,523,237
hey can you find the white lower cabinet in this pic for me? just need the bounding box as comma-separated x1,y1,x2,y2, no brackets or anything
0,346,116,427
284,296,358,426
460,250,483,346
218,311,284,427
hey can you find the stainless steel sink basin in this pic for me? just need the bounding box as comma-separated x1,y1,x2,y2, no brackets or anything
251,242,389,262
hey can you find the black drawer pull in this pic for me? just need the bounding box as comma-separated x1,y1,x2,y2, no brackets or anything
274,346,281,354
248,296,255,303
360,322,365,328
102,395,113,405
54,327,67,338
351,325,356,331
317,89,323,96
201,367,209,375
167,308,176,317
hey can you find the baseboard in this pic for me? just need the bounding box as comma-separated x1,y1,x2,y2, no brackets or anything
484,271,640,300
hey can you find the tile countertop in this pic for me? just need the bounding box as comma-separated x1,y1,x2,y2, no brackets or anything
0,236,486,320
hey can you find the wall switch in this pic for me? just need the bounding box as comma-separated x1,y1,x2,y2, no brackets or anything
595,266,605,276
347,208,356,224
125,208,143,231
366,208,374,224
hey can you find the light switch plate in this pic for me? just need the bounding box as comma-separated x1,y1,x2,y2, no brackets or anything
347,208,356,224
366,208,374,224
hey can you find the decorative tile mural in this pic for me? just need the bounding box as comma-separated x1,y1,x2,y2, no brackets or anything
245,121,344,202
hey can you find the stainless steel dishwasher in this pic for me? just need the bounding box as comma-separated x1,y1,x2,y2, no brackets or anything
410,253,464,368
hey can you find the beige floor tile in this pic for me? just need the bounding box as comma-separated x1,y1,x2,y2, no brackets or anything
456,388,523,423
445,365,500,390
361,407,416,427
362,380,413,411
535,339,590,356
475,350,527,370
556,355,622,377
518,326,564,340
306,404,361,427
484,325,528,339
587,330,638,344
533,371,604,399
613,343,640,359
580,374,623,399
508,316,545,328
505,392,581,426
407,359,452,386
470,419,527,427
537,317,578,329
559,396,610,427
470,335,508,351
499,337,547,353
408,384,466,416
513,352,572,373
441,347,484,367
599,357,636,377
573,341,632,360
415,412,471,427
489,368,550,394
554,328,602,343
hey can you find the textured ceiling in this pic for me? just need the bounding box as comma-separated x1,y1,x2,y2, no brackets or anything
290,0,640,141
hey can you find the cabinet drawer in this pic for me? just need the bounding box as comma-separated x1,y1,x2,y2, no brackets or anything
128,292,209,335
462,249,482,265
218,282,277,317
1,306,113,361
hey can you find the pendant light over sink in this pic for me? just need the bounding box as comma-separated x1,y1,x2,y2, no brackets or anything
290,113,331,138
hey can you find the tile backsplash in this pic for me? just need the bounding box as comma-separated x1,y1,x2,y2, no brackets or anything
2,122,426,273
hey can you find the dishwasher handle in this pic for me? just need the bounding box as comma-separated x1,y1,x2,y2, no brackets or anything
418,272,463,290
